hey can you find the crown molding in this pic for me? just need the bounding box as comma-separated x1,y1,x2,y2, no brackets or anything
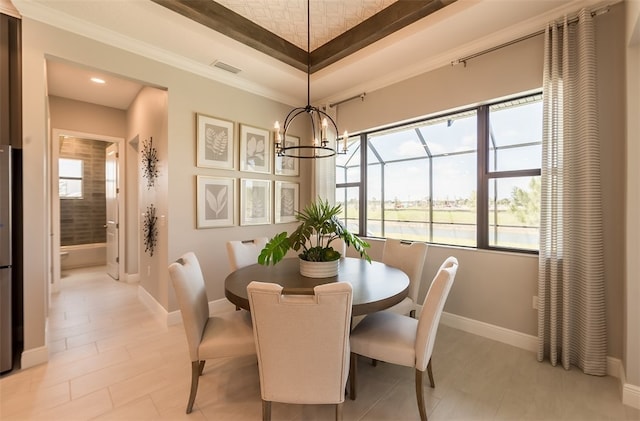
13,0,299,106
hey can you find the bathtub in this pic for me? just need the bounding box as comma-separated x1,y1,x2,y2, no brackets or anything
60,243,107,269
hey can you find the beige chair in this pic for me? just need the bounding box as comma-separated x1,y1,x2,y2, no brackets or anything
349,256,458,421
168,252,256,414
247,281,353,421
226,237,269,271
382,239,428,317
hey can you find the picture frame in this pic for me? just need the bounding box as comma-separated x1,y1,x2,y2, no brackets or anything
275,134,300,176
196,114,235,169
240,178,271,226
274,181,299,224
196,176,235,228
239,124,271,173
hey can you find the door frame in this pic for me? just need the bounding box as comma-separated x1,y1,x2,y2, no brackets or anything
50,129,126,292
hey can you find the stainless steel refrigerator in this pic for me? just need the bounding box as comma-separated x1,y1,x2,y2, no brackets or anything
0,146,12,373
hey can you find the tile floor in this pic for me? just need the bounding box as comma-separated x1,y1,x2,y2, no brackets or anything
1,266,639,420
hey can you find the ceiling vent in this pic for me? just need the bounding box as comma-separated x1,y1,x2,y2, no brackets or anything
211,60,241,74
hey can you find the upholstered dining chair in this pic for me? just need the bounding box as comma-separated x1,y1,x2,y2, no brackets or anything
226,237,269,271
168,252,256,414
247,281,353,421
349,256,458,421
382,239,428,317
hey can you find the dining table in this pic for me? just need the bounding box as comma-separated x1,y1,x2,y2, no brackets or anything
224,257,409,316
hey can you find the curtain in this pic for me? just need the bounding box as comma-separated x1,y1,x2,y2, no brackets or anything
313,103,337,204
537,9,606,375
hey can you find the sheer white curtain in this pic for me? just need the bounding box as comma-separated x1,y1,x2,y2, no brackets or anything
313,103,337,204
537,9,606,375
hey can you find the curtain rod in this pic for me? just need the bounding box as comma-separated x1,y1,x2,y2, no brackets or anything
451,5,610,67
329,92,366,108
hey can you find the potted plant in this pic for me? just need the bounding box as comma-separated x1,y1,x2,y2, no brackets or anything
258,198,370,277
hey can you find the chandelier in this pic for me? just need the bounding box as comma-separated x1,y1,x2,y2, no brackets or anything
274,0,347,159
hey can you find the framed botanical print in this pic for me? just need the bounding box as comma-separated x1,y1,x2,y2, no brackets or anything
196,114,235,169
240,178,271,225
275,134,300,176
274,181,299,224
196,176,235,228
239,124,271,173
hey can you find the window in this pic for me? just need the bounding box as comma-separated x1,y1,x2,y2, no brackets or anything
59,158,83,199
336,92,542,252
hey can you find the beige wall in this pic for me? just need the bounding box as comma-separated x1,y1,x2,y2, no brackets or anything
48,95,127,138
339,4,627,358
625,0,640,390
20,18,311,360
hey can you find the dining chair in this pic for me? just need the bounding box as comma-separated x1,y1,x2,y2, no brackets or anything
168,252,256,414
382,238,428,317
349,256,458,421
247,281,353,421
226,237,269,271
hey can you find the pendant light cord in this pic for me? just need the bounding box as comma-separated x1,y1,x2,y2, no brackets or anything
306,0,311,107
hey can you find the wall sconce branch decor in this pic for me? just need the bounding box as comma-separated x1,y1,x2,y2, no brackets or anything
141,137,159,188
143,204,158,257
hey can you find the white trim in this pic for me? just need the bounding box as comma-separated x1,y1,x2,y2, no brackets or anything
124,273,140,284
607,356,623,379
20,345,48,369
209,298,237,315
440,311,538,352
14,0,295,106
619,362,640,409
440,312,626,380
166,309,181,327
623,382,640,409
138,290,238,328
137,285,169,327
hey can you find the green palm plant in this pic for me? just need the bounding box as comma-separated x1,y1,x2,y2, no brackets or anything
258,198,370,265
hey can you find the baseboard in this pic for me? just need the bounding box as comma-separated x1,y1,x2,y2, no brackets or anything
619,363,640,409
607,356,622,379
20,345,48,369
137,290,237,328
124,273,139,284
210,298,237,315
440,311,538,352
439,312,624,380
623,383,640,409
137,285,171,327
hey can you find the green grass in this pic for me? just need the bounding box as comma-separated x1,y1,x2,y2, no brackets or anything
341,206,532,226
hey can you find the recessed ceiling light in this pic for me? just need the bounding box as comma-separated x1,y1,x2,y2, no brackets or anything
90,77,106,84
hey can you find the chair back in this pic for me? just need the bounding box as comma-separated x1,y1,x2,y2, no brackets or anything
247,281,353,405
226,237,269,271
382,239,428,302
168,252,209,362
414,256,458,371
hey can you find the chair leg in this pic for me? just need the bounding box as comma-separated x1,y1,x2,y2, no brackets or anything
199,360,206,375
186,361,201,414
336,402,343,421
415,369,427,421
427,357,435,388
262,399,271,421
349,353,357,400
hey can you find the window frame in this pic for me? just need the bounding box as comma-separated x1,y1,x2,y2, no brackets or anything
336,91,542,254
59,157,84,199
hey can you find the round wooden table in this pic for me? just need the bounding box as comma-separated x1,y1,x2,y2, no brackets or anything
224,257,409,316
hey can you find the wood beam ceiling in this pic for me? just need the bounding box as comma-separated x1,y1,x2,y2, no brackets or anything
151,0,456,73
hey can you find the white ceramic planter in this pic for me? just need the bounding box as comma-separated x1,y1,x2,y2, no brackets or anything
299,258,339,278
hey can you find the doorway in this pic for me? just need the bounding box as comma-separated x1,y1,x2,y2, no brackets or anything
51,129,125,293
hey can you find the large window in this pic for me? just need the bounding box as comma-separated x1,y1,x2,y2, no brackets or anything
336,93,542,252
